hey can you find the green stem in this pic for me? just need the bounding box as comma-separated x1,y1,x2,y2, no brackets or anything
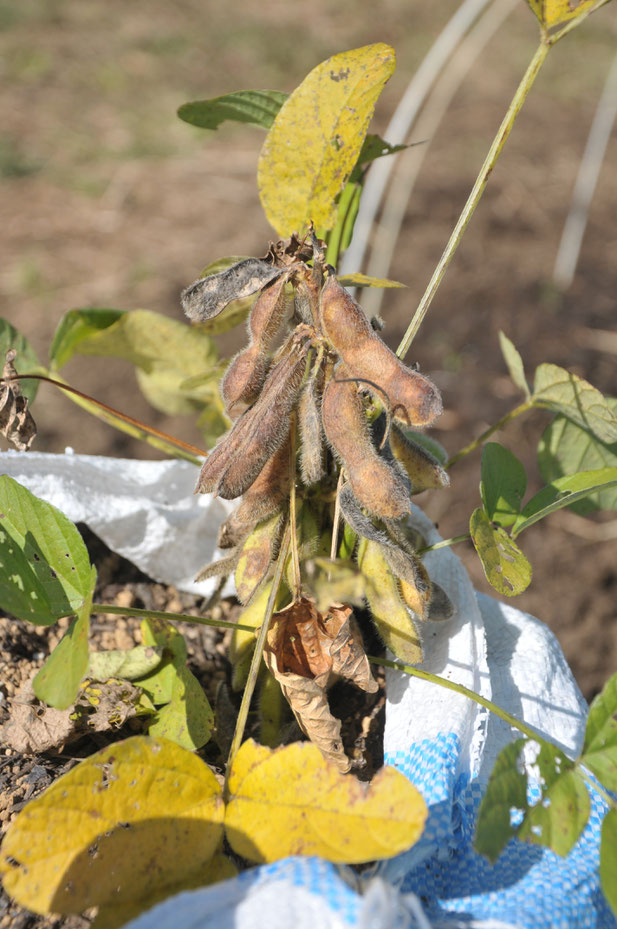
396,40,550,360
225,523,291,792
369,654,547,743
325,182,360,268
417,532,471,555
90,602,256,633
446,399,534,469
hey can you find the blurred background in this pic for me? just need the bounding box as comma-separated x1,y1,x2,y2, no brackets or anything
1,0,616,699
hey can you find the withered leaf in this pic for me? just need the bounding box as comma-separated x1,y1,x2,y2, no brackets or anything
263,598,376,771
182,259,284,323
1,351,37,450
0,686,74,754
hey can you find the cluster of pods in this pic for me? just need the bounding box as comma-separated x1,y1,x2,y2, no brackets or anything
182,233,451,768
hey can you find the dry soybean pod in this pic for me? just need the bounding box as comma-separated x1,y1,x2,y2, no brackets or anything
319,273,442,428
321,372,410,520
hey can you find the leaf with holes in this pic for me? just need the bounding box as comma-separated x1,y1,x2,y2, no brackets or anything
258,44,395,235
476,738,590,861
533,364,617,444
225,739,426,863
470,508,532,596
0,736,225,927
0,476,93,625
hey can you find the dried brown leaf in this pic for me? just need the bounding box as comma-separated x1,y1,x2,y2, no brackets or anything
1,351,37,450
263,598,376,771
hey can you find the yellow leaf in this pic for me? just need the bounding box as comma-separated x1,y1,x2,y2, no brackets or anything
0,736,224,922
225,740,426,864
229,583,272,690
526,0,601,27
357,540,423,664
258,44,395,235
235,513,283,605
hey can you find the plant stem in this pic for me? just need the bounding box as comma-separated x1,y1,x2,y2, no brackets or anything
580,769,617,810
370,654,547,744
225,523,291,792
6,373,205,464
417,532,471,555
90,602,256,633
396,40,550,361
446,399,534,469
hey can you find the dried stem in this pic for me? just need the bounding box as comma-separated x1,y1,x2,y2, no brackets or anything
330,469,346,561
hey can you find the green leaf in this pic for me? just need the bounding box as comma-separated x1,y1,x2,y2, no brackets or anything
470,507,532,596
499,331,530,399
517,742,589,857
178,90,287,131
137,619,212,750
537,401,617,515
32,567,95,709
258,44,396,236
87,645,164,682
476,738,590,862
147,664,214,751
49,308,125,371
533,363,617,444
581,672,617,792
0,476,93,625
480,443,527,528
337,272,406,289
601,808,617,919
353,133,408,173
0,318,42,403
63,309,220,416
512,468,617,537
475,739,528,861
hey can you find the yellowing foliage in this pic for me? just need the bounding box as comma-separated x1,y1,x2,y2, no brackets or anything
225,739,427,864
258,44,395,235
0,737,225,925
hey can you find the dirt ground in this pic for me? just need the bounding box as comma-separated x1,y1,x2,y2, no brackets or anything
1,2,616,732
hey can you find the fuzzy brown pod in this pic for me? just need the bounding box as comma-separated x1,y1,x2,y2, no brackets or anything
319,274,442,428
217,437,291,549
1,351,37,451
196,340,308,498
221,275,294,418
388,424,449,493
263,598,376,772
298,375,325,486
182,258,284,322
322,373,410,520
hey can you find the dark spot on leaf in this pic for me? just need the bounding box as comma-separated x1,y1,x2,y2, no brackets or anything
329,67,350,82
50,569,57,579
33,552,40,561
